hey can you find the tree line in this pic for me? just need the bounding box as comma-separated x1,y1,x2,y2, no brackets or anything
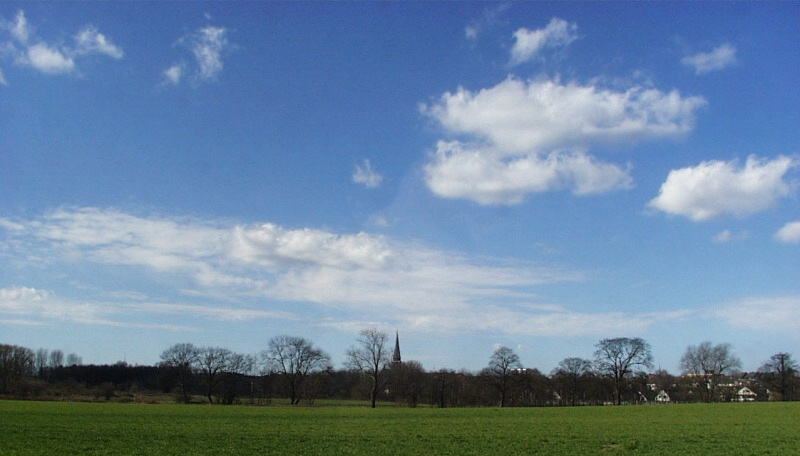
2,330,798,406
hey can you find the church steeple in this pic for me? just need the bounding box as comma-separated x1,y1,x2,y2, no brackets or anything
392,331,401,364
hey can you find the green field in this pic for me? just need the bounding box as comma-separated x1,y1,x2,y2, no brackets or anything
1,401,798,455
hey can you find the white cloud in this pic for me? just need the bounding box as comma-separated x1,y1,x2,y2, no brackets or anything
192,26,228,80
230,223,393,270
74,26,123,59
421,77,703,204
353,159,384,188
717,295,800,334
0,285,129,327
682,43,737,75
163,63,183,85
510,17,578,65
425,141,632,205
1,10,122,79
1,207,608,336
649,155,797,221
423,77,706,153
464,4,509,41
0,285,214,330
712,229,749,243
164,25,231,86
9,10,30,44
775,221,800,243
26,43,75,74
0,68,6,85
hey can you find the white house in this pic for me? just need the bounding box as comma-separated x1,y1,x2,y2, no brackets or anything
734,386,757,402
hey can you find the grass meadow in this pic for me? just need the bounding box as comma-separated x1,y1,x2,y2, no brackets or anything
1,400,798,455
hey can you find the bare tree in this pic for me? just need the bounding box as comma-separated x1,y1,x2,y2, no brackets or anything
345,327,390,408
679,341,741,402
48,349,64,368
220,352,255,404
66,353,82,367
551,357,593,406
758,352,798,401
35,348,48,377
389,360,426,407
594,337,653,405
196,346,234,404
159,343,199,403
483,346,521,407
0,344,35,395
263,335,331,405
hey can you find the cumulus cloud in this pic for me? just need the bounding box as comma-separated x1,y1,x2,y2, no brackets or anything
682,43,737,75
648,155,798,221
775,221,800,243
352,159,384,188
25,43,75,74
421,77,704,204
423,78,706,154
425,141,632,205
165,25,231,85
510,17,578,65
0,10,122,78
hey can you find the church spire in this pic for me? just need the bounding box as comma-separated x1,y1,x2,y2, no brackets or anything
392,330,401,364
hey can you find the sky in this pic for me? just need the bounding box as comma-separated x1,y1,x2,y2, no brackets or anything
1,2,798,374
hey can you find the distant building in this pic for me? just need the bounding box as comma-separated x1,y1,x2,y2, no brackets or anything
654,390,671,403
392,331,401,364
734,386,757,402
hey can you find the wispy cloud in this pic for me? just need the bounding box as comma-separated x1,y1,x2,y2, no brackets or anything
649,155,797,221
509,17,578,66
682,43,737,75
352,159,384,188
164,24,231,86
74,26,124,59
464,4,509,41
712,229,749,243
0,10,122,79
716,295,800,335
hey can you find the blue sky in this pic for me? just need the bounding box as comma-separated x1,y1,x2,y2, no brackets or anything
1,3,798,374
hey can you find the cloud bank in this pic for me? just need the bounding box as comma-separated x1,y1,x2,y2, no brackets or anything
0,207,691,337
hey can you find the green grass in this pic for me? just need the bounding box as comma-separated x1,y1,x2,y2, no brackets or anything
1,401,798,455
